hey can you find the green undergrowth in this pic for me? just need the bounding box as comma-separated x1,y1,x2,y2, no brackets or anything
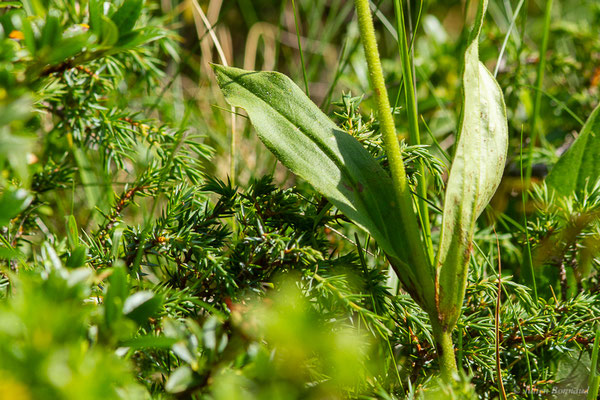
1,0,600,399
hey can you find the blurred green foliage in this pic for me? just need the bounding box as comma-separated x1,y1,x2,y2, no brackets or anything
0,0,599,399
0,268,147,400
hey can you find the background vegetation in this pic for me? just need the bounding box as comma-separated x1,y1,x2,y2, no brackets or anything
0,0,599,398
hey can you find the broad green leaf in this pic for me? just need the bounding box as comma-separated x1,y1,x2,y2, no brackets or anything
41,242,63,271
213,64,434,308
0,246,26,262
435,0,508,328
66,215,80,249
65,267,93,287
46,34,90,65
172,340,198,366
104,265,129,327
0,122,33,183
546,103,600,196
0,2,21,8
123,291,163,325
0,187,32,227
19,14,36,55
40,9,60,49
89,0,104,35
100,15,119,47
111,0,144,35
20,0,45,16
165,366,196,394
0,96,32,126
115,27,165,49
66,246,87,269
111,225,125,259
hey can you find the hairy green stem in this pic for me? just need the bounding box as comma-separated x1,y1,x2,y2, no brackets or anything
353,0,433,305
431,319,458,380
354,0,460,379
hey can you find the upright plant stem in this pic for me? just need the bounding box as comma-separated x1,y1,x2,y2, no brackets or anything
353,0,431,285
353,0,412,230
494,228,508,400
354,0,457,381
524,0,553,192
520,128,538,299
393,0,433,259
291,0,310,96
354,0,454,378
431,320,457,380
191,0,236,185
588,325,600,400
